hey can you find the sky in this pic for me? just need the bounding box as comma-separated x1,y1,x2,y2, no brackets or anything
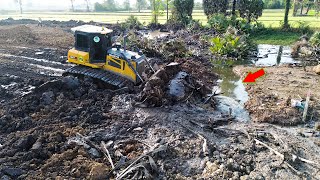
1,0,104,10
0,0,201,11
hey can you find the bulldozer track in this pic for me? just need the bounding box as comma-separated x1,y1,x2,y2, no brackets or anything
63,66,133,89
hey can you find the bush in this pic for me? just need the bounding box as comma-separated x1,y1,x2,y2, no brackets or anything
122,15,142,29
310,31,320,47
238,0,264,22
207,14,231,32
203,0,228,18
294,21,311,34
207,14,265,33
264,0,284,9
187,19,203,31
210,27,254,58
172,0,194,25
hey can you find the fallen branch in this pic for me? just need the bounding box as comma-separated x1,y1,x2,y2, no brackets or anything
101,141,115,169
176,121,209,156
254,138,320,168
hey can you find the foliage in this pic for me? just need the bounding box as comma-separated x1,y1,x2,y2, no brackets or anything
207,14,265,33
207,14,232,32
136,0,148,12
293,20,311,34
150,0,165,24
123,0,131,11
238,0,264,22
161,38,189,61
310,31,320,47
172,0,194,25
263,0,285,9
94,0,117,12
122,15,143,29
210,27,254,58
203,0,228,18
250,28,301,45
283,0,290,28
187,19,202,31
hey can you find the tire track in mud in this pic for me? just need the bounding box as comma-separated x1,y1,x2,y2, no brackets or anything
0,53,71,77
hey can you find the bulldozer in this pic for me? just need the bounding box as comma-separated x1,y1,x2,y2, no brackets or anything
64,25,147,89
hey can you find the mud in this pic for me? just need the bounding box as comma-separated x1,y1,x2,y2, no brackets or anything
0,20,319,180
234,65,320,126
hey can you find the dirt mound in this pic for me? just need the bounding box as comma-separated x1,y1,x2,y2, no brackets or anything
0,25,36,44
234,65,320,126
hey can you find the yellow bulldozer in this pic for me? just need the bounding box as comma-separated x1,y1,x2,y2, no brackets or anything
64,25,147,89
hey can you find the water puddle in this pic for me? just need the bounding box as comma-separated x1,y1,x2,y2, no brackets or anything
0,53,69,66
214,44,300,121
253,44,300,66
140,30,171,39
29,63,64,76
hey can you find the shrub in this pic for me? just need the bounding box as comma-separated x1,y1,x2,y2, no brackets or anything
203,0,228,18
122,15,142,29
208,14,265,34
187,19,202,31
310,31,320,47
294,21,311,34
238,0,264,22
207,14,231,32
210,27,254,58
172,0,194,25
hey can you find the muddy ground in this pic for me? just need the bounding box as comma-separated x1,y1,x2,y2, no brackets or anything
0,20,319,179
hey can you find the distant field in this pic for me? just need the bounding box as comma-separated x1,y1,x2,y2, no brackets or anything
0,9,319,29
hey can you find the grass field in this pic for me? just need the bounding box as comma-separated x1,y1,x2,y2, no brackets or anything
0,9,320,29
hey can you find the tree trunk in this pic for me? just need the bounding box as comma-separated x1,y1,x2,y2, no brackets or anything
232,0,237,17
19,0,22,14
300,4,303,15
293,0,298,16
305,3,311,14
85,0,90,12
70,0,75,12
153,0,157,24
284,0,291,28
167,0,169,22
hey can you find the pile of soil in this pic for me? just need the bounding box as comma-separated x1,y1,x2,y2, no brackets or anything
0,25,36,44
234,65,320,125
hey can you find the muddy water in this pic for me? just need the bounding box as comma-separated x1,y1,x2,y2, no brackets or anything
214,44,300,121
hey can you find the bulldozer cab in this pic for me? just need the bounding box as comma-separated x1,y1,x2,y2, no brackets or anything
72,25,113,64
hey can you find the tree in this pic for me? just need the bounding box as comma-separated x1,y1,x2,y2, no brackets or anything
70,0,75,12
123,0,130,11
150,0,165,24
238,0,264,22
105,0,116,11
231,0,237,16
172,0,194,24
284,0,291,28
14,0,22,14
85,0,90,12
137,0,148,12
203,0,228,18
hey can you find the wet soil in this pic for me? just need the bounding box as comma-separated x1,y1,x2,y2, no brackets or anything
234,65,320,126
0,19,319,179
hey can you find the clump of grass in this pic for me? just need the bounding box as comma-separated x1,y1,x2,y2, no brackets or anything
250,28,308,46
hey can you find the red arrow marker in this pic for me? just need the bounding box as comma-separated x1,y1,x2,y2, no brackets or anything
243,69,265,83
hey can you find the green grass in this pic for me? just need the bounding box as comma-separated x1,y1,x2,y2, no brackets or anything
250,29,303,46
0,9,319,45
0,9,320,28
